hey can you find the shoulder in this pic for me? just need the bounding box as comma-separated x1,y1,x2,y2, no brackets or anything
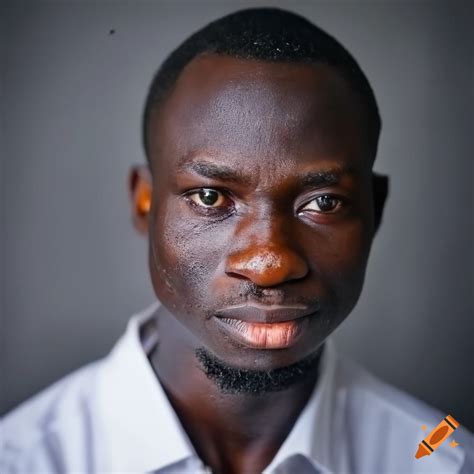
333,353,474,472
0,360,104,473
0,305,159,473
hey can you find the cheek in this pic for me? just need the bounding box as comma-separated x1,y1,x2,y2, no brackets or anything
149,207,231,303
310,219,373,308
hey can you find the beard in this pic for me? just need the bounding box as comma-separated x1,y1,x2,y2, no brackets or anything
195,345,324,396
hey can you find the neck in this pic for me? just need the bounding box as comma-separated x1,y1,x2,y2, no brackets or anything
149,307,323,474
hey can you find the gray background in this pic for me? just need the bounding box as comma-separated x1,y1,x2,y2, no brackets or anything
1,0,473,431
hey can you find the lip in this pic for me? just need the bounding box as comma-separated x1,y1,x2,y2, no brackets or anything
215,303,316,324
214,315,310,349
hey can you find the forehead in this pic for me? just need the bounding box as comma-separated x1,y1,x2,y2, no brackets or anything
148,54,372,174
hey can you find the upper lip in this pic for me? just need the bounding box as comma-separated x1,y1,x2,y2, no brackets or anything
215,302,318,324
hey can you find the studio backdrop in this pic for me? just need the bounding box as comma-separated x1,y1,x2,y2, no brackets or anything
1,0,473,431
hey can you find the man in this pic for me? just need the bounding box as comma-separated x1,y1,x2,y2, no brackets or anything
1,7,472,473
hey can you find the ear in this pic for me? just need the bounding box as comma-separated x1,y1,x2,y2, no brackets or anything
372,172,389,235
128,164,152,236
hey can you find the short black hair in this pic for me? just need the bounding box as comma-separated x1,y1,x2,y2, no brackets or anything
143,7,381,164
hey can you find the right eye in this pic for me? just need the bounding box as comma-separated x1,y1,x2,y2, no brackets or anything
188,188,227,208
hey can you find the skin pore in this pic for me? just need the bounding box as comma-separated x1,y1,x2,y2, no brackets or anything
129,54,386,474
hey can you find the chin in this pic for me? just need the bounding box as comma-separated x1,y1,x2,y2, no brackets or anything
194,343,324,396
207,334,326,372
202,310,330,371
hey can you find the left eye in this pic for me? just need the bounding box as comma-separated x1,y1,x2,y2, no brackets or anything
188,188,227,208
301,195,342,213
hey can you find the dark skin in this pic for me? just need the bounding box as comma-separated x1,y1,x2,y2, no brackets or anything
129,54,388,474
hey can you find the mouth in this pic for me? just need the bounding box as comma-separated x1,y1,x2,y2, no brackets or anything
214,303,317,350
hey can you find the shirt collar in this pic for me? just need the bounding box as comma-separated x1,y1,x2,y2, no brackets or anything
263,338,337,473
95,302,197,473
95,302,338,473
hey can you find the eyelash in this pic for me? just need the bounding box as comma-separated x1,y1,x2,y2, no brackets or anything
184,188,345,218
185,188,236,217
299,195,345,214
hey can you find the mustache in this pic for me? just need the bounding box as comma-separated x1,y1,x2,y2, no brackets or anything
205,281,321,317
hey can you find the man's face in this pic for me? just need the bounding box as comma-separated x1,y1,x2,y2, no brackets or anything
143,55,378,371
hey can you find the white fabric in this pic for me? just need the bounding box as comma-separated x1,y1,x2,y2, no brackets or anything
1,302,473,473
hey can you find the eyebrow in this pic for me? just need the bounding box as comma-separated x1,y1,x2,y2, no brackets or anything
300,170,346,187
178,159,353,187
177,160,250,184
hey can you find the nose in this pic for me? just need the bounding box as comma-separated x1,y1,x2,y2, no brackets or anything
225,239,309,288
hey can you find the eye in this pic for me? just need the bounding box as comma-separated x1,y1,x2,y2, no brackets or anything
301,195,343,213
188,188,227,208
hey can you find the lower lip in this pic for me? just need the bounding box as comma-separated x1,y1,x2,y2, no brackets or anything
214,316,310,349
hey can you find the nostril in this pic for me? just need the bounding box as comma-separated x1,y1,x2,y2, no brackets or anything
225,271,250,281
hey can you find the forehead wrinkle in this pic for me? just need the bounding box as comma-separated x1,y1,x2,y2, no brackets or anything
177,154,358,199
175,150,260,188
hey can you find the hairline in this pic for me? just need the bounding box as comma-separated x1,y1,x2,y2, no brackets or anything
143,52,380,170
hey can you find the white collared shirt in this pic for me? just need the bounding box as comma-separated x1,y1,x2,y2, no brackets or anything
1,303,473,473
